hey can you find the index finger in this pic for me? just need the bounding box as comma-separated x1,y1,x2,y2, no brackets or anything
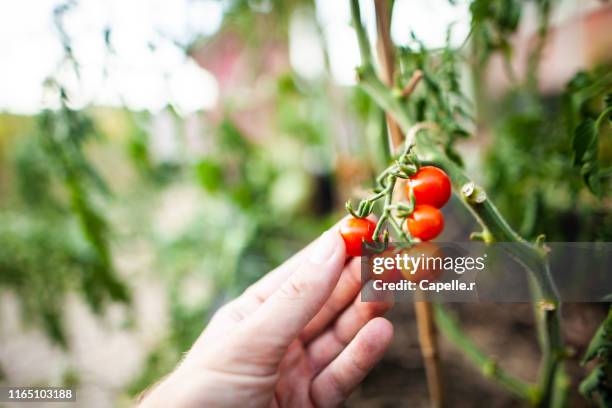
243,217,350,300
245,215,377,300
234,230,347,365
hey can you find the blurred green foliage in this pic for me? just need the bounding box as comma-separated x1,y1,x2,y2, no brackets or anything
469,0,522,65
564,69,612,198
126,127,334,395
397,29,473,166
1,89,129,346
483,80,612,241
0,0,610,404
1,79,335,392
468,1,611,241
0,0,340,393
467,3,611,406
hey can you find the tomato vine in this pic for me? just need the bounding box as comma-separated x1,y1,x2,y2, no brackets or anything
349,0,569,406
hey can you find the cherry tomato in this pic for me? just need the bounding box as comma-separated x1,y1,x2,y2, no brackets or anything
340,217,377,257
406,205,444,241
406,166,451,209
397,242,443,283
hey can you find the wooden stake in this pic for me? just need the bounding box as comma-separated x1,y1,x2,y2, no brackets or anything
415,296,444,408
374,0,403,152
373,1,444,406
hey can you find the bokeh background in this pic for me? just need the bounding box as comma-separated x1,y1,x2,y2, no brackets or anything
0,0,610,406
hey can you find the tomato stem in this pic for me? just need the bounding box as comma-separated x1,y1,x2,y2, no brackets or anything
434,305,540,404
350,1,566,404
348,153,416,242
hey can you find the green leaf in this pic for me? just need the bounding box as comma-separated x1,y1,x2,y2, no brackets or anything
579,364,605,398
566,71,592,92
195,159,223,192
230,183,254,209
444,144,464,167
572,118,597,166
219,119,248,151
582,309,612,364
586,171,602,197
571,118,604,195
580,308,612,405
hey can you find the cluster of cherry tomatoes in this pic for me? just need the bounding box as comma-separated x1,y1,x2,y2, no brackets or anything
340,166,451,257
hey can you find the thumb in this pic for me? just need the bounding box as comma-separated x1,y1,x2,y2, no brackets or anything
233,230,346,366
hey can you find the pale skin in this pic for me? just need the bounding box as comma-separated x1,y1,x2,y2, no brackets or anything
139,220,394,407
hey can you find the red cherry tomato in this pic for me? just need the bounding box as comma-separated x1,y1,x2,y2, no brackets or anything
406,205,444,241
406,166,451,209
340,217,377,257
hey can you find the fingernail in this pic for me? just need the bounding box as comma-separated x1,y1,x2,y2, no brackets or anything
309,231,338,264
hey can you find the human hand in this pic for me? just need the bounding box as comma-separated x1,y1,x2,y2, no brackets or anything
139,221,393,407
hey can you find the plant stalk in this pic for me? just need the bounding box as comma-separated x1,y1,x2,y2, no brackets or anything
433,304,538,403
358,64,565,408
359,1,445,405
374,0,404,151
349,3,565,404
